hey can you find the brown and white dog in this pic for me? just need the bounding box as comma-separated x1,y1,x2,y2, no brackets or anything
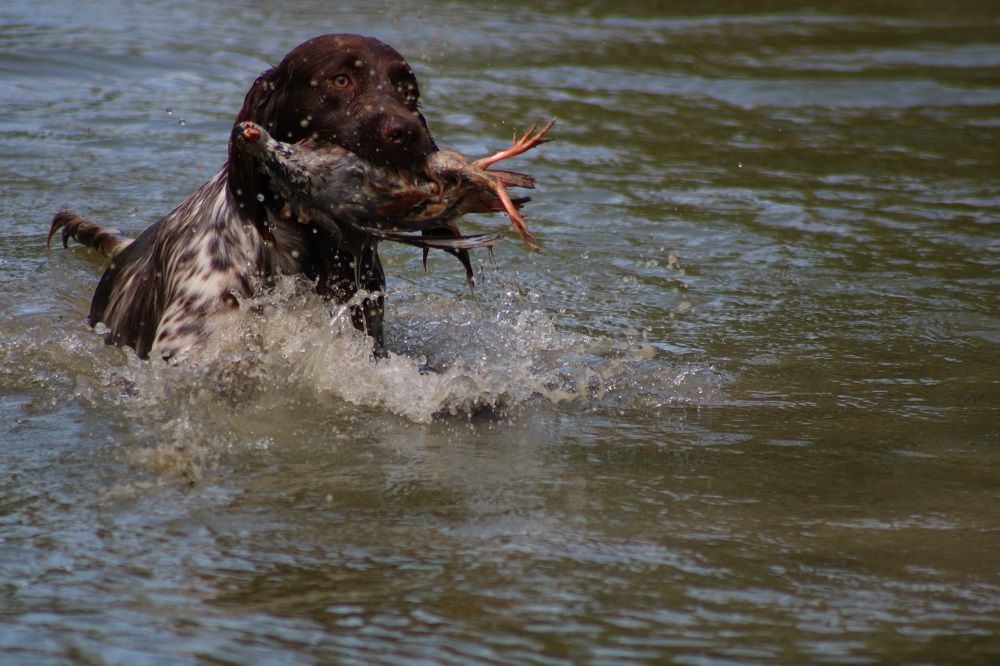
50,35,440,361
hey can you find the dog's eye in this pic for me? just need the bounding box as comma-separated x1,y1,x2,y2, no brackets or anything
396,82,417,105
331,74,350,88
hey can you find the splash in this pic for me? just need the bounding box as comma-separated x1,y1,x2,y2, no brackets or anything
84,269,720,424
3,266,723,481
9,271,721,419
217,273,635,422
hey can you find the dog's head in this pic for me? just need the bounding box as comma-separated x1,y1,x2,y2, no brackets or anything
229,35,437,230
235,35,435,167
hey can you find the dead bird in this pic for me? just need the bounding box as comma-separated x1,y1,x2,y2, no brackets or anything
232,119,554,281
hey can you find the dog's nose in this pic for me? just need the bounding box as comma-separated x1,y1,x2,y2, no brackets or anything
381,114,423,147
377,113,437,166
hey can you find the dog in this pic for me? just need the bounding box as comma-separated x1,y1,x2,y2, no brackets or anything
49,34,439,361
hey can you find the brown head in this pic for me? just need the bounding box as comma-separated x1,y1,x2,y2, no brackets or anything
228,35,437,229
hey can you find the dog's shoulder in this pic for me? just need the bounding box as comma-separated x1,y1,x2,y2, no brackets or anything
91,171,264,360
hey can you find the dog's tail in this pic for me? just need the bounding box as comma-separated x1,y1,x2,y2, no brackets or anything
47,210,132,259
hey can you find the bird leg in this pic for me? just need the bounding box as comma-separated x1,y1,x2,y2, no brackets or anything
473,119,556,170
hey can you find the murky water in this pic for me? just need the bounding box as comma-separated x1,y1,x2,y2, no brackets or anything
2,1,999,663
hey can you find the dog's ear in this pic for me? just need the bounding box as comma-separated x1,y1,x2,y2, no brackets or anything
235,67,287,131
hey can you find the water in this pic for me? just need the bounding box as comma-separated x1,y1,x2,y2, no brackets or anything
2,0,998,663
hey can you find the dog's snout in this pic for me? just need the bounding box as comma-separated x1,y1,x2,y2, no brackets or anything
381,114,424,147
374,111,435,165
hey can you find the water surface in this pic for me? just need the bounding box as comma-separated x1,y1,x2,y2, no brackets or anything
2,1,998,663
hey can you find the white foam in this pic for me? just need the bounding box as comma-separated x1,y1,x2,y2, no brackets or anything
4,268,723,483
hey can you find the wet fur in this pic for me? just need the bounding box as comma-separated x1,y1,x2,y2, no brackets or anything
49,35,436,360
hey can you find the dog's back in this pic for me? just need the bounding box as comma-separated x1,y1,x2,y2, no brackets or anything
52,171,263,360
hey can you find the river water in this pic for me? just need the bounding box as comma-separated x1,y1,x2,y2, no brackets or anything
1,1,998,663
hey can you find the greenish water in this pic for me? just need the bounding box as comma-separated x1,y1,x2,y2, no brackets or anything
1,1,998,663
